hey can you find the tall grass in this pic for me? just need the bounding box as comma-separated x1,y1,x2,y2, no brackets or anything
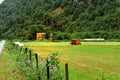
6,41,64,80
0,41,24,80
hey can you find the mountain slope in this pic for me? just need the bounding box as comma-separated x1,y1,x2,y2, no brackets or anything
0,0,120,40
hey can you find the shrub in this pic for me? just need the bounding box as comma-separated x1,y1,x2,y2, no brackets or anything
53,32,64,40
71,32,80,39
64,32,71,40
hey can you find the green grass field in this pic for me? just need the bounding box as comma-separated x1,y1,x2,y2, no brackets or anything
24,41,120,80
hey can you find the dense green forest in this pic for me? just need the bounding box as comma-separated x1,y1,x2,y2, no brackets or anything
0,0,120,40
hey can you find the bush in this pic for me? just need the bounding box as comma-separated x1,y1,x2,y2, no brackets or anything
53,32,64,40
71,32,80,39
99,31,110,39
112,31,120,39
80,32,92,39
64,32,71,40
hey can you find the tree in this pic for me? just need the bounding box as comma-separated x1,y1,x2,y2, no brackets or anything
26,25,38,40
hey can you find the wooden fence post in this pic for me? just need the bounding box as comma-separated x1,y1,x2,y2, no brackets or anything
35,54,38,68
46,58,50,80
65,63,69,80
35,53,40,80
24,47,28,54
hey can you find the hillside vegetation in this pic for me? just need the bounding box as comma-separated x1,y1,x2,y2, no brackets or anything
0,0,120,40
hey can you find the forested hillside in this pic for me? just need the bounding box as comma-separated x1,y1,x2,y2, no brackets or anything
0,0,120,40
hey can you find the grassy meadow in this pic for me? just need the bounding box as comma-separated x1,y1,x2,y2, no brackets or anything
24,41,120,80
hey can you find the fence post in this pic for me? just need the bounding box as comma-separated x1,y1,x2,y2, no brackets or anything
29,50,32,61
35,54,38,68
46,58,50,80
24,47,28,54
65,63,69,80
35,53,40,80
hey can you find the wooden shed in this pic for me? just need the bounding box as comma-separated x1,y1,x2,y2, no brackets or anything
36,33,46,40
